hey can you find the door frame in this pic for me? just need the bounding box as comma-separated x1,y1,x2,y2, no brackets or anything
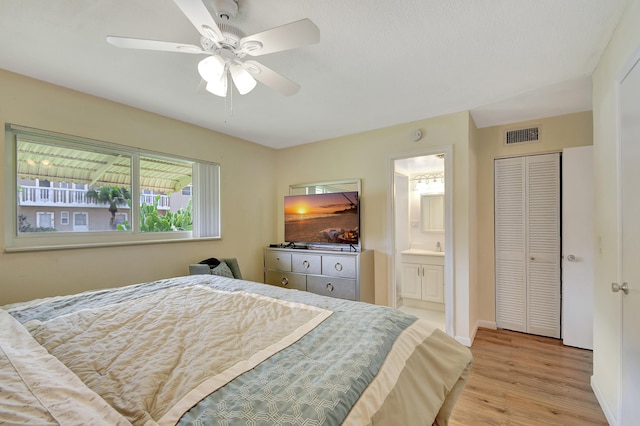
615,42,640,426
387,144,454,336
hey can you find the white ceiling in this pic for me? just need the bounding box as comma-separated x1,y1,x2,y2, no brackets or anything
0,0,628,149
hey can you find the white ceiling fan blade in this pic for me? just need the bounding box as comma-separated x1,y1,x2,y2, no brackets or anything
172,0,224,42
240,19,320,57
244,60,300,96
106,36,205,54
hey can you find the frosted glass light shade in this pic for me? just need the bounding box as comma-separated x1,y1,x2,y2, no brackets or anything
229,63,257,95
198,56,225,82
414,180,428,192
205,72,228,97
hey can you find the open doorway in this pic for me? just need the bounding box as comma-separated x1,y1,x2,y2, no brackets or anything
389,146,454,336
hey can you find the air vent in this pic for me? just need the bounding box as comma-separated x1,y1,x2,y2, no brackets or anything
505,127,539,145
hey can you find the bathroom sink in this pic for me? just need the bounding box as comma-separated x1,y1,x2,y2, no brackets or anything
400,249,444,256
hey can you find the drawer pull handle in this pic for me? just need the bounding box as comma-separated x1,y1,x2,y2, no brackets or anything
334,262,343,272
326,283,334,292
303,260,310,269
281,277,289,286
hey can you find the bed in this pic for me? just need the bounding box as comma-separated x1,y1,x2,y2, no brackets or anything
0,274,472,425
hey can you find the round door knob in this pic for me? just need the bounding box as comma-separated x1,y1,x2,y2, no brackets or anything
335,262,343,271
567,254,576,261
326,283,334,292
303,260,309,269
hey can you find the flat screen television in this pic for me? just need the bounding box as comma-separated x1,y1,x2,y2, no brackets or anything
284,191,359,247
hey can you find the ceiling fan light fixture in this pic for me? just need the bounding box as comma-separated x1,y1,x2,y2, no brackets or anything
230,63,257,94
198,55,226,82
205,72,228,97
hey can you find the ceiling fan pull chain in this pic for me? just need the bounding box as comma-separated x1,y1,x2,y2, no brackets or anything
224,77,233,123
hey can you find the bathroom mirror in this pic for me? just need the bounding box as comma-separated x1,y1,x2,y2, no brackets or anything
290,179,361,195
421,194,444,231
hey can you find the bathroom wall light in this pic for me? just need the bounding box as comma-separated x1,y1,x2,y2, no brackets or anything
412,171,444,193
414,179,428,192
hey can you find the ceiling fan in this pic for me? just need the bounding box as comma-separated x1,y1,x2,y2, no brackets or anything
106,0,320,97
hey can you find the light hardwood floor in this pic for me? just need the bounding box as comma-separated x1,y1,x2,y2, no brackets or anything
448,328,608,426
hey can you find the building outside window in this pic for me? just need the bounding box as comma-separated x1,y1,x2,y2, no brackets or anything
6,124,220,250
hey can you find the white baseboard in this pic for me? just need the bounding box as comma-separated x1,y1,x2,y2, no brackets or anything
455,320,497,348
476,320,497,330
455,336,472,347
591,375,616,425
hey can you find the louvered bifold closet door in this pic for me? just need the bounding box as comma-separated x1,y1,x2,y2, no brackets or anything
525,153,560,338
494,157,527,333
494,154,560,339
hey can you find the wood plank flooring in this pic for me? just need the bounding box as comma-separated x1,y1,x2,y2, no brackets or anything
448,328,607,426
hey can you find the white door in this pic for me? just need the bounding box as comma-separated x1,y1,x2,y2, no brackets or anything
525,154,561,338
562,146,594,350
495,154,560,338
495,157,527,333
619,51,640,426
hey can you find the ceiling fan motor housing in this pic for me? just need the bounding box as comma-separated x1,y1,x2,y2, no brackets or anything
210,0,238,20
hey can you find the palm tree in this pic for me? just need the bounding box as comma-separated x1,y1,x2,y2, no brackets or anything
86,186,131,228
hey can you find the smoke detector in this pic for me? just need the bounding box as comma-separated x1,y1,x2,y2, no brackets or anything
210,0,238,20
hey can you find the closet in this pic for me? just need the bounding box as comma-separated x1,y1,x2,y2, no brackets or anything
494,153,560,338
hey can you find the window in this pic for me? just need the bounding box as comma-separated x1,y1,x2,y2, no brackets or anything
114,212,128,226
73,212,89,232
36,212,54,229
5,124,220,251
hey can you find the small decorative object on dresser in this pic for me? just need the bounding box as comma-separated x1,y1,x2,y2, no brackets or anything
264,247,374,303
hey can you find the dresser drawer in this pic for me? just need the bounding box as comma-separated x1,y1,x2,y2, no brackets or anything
291,253,322,275
265,270,306,291
321,255,357,278
307,275,356,301
265,251,292,271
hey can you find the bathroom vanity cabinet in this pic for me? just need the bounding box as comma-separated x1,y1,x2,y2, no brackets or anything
400,250,444,303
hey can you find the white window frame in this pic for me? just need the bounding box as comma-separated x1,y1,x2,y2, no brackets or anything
36,212,54,229
73,212,88,226
60,211,69,225
114,212,128,225
5,124,221,251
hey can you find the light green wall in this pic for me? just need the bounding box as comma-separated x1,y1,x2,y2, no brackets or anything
591,0,640,420
274,111,478,342
475,111,593,325
0,69,277,305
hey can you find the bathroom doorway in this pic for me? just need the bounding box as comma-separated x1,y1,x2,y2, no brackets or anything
389,146,454,335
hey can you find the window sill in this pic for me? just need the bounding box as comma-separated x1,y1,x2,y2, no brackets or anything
4,236,221,253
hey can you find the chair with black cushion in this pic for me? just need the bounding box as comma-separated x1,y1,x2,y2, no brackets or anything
188,257,242,279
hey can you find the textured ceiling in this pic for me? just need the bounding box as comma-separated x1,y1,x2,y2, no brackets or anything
0,0,628,149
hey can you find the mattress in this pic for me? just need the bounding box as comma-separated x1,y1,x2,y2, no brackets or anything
0,275,472,425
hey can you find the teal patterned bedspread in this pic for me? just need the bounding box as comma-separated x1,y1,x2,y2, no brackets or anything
6,275,417,425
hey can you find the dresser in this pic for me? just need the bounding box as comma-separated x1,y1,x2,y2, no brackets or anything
263,247,374,303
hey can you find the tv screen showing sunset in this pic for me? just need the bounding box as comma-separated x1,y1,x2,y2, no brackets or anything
284,191,359,245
